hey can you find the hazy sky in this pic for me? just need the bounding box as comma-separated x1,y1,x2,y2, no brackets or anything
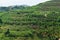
0,0,49,7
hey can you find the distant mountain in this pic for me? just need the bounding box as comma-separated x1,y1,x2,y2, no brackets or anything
0,7,9,11
0,5,30,12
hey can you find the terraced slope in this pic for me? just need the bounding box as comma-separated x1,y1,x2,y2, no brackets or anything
0,0,60,40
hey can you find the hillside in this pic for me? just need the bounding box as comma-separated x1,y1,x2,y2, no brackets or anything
0,0,60,40
52,0,60,2
34,0,60,11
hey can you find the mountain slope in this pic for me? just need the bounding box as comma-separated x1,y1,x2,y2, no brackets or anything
33,0,60,11
0,0,60,40
52,0,60,2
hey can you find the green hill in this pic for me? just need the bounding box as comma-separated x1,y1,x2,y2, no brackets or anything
52,0,60,1
33,0,60,11
0,0,60,40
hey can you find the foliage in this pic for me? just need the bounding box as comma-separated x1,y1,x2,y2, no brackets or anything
0,0,60,40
